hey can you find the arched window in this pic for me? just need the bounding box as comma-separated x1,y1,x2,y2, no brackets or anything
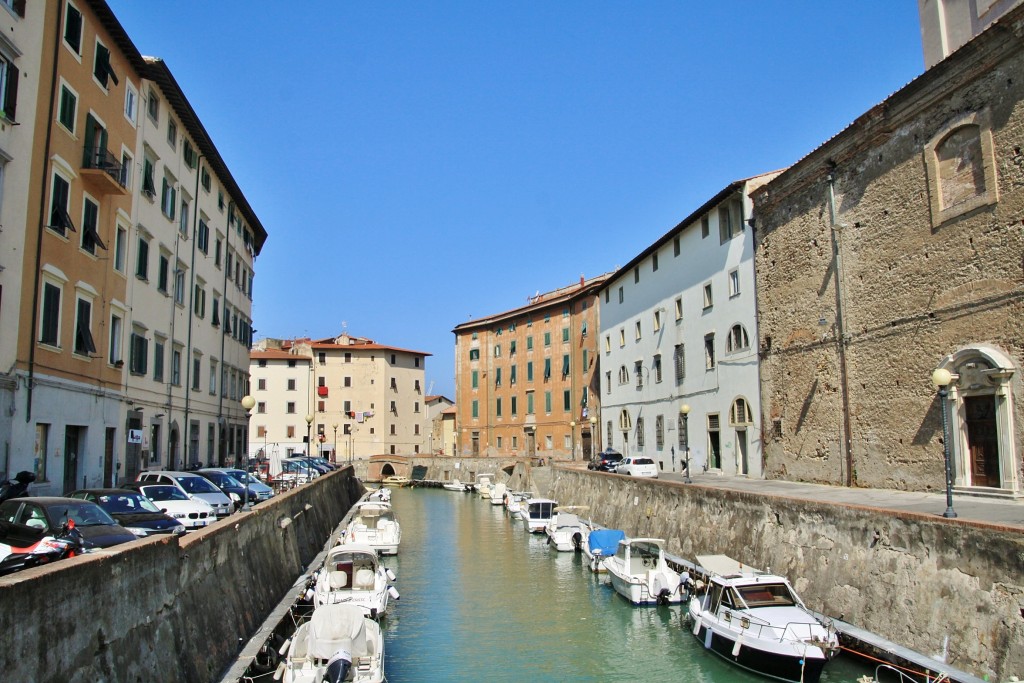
924,110,998,227
726,324,749,353
618,365,629,385
730,397,753,426
618,409,632,431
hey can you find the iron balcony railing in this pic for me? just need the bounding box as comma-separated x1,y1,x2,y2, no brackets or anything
82,147,128,189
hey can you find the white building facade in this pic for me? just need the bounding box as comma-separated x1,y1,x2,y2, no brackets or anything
599,173,778,477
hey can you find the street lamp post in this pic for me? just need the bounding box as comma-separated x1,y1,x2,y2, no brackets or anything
305,414,313,484
931,368,957,519
240,395,255,511
332,423,338,465
569,420,576,461
589,416,598,457
680,403,691,483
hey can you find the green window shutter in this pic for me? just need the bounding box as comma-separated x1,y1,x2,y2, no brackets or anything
527,393,534,414
562,327,569,342
544,332,551,346
495,368,502,386
545,392,551,413
496,398,502,417
472,370,478,389
562,354,569,377
472,400,478,418
544,358,551,379
527,362,533,382
563,390,571,411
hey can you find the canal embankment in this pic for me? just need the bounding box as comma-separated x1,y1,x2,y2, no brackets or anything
540,466,1024,682
0,467,363,683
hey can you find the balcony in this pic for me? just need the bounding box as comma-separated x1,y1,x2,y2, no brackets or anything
81,147,129,196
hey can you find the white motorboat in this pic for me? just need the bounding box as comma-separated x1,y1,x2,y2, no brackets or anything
474,473,493,498
489,482,507,506
311,543,399,618
544,505,592,552
603,537,684,605
278,603,385,683
442,479,468,492
342,501,401,555
381,475,409,487
519,498,557,533
687,554,839,683
583,528,626,573
366,487,391,504
503,490,528,514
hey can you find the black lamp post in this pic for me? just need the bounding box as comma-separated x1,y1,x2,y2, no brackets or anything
680,403,691,484
239,395,255,512
569,420,576,461
931,368,957,518
305,413,314,484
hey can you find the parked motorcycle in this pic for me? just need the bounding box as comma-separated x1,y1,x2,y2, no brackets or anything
0,471,36,504
0,519,86,576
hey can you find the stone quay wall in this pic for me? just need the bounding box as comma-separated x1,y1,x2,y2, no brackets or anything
0,468,363,683
545,467,1024,681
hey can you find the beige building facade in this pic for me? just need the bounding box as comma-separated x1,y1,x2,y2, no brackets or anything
453,275,608,460
752,4,1024,496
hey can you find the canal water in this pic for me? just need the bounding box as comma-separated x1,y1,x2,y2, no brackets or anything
380,487,876,683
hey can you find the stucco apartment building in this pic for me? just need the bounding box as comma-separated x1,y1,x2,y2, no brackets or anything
752,2,1024,496
249,334,430,462
453,275,608,460
3,1,265,492
600,173,779,477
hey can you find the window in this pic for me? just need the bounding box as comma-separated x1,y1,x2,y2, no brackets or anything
80,197,105,254
58,83,77,132
133,237,149,280
634,321,642,341
543,358,551,380
73,298,96,356
561,354,569,378
544,391,551,413
510,364,517,385
619,329,625,347
113,226,127,273
183,140,196,168
674,344,685,383
618,365,629,385
39,282,61,346
287,379,296,391
635,361,643,389
129,332,148,375
154,253,168,293
511,396,518,416
108,314,122,365
618,287,624,304
619,409,632,431
471,400,478,418
636,418,645,448
526,336,533,351
152,339,163,380
193,284,206,318
48,174,73,236
510,340,517,356
726,324,750,353
653,354,662,383
192,356,201,390
160,177,176,220
655,415,664,449
287,402,296,414
527,362,534,382
171,348,182,386
703,283,713,309
471,370,478,389
201,167,211,192
562,327,569,343
93,41,118,89
653,309,662,332
925,110,999,227
173,267,185,305
605,370,611,393
63,3,83,54
494,344,501,358
469,348,479,361
729,269,740,297
701,214,710,238
124,82,138,124
210,359,218,394
179,198,189,236
675,296,683,321
604,335,610,354
526,392,534,415
705,334,716,370
731,398,753,426
634,266,640,284
167,120,177,149
141,155,156,198
544,332,551,347
197,220,209,254
673,235,681,256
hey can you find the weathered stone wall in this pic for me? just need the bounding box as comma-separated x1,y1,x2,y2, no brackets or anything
752,3,1024,492
0,469,363,683
547,468,1024,680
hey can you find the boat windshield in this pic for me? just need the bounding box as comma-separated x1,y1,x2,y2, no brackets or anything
736,582,798,608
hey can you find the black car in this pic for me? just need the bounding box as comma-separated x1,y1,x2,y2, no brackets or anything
589,449,623,472
67,489,185,537
195,470,247,510
0,497,137,549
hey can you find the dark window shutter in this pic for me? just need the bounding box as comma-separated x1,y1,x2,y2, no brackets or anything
13,0,25,18
3,66,17,121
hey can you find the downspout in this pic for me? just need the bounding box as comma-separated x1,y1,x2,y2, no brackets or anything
26,0,66,421
215,201,233,464
165,224,181,468
827,172,855,487
182,155,203,464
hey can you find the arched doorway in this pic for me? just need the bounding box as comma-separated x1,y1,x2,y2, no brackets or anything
168,423,180,471
936,344,1018,494
381,463,396,477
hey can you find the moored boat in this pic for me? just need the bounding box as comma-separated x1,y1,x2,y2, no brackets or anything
544,505,591,552
442,479,468,492
311,543,399,618
603,537,683,605
278,603,385,683
519,498,557,533
583,528,626,573
341,501,401,555
489,482,507,506
474,473,493,499
687,554,839,683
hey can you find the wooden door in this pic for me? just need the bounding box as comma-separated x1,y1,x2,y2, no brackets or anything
964,395,1000,488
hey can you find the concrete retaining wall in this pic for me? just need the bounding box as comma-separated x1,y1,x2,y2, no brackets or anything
0,468,363,683
546,467,1024,681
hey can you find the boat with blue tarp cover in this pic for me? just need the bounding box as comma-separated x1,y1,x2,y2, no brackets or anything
584,528,626,573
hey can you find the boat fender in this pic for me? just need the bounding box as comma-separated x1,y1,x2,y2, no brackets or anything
388,585,400,600
324,648,352,683
732,633,743,658
278,637,292,657
385,567,397,581
304,587,315,602
273,661,286,681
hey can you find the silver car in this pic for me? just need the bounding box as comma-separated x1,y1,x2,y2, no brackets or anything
136,471,233,518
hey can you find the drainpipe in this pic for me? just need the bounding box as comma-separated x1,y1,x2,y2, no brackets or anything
215,201,234,464
182,155,203,465
26,0,66,421
827,172,855,487
165,219,182,469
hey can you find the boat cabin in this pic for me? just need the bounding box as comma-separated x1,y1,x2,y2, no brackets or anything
615,538,666,574
324,545,380,592
527,499,557,521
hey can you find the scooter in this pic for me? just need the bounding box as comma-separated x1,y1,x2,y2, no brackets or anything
0,519,86,577
0,471,36,504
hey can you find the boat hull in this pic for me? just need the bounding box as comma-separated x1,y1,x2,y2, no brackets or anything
691,621,828,683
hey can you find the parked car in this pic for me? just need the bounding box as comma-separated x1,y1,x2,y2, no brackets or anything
135,471,233,518
194,470,248,510
282,458,320,481
67,489,185,537
200,468,273,503
0,497,137,549
121,483,214,530
615,457,658,478
589,449,623,472
287,456,330,475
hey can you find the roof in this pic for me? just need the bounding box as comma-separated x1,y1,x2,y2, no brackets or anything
88,1,267,255
250,349,310,362
452,273,613,333
310,341,432,357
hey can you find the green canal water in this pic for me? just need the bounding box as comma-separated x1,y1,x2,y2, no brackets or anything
380,487,877,683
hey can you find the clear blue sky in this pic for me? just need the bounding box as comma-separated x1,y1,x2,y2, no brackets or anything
107,1,924,399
